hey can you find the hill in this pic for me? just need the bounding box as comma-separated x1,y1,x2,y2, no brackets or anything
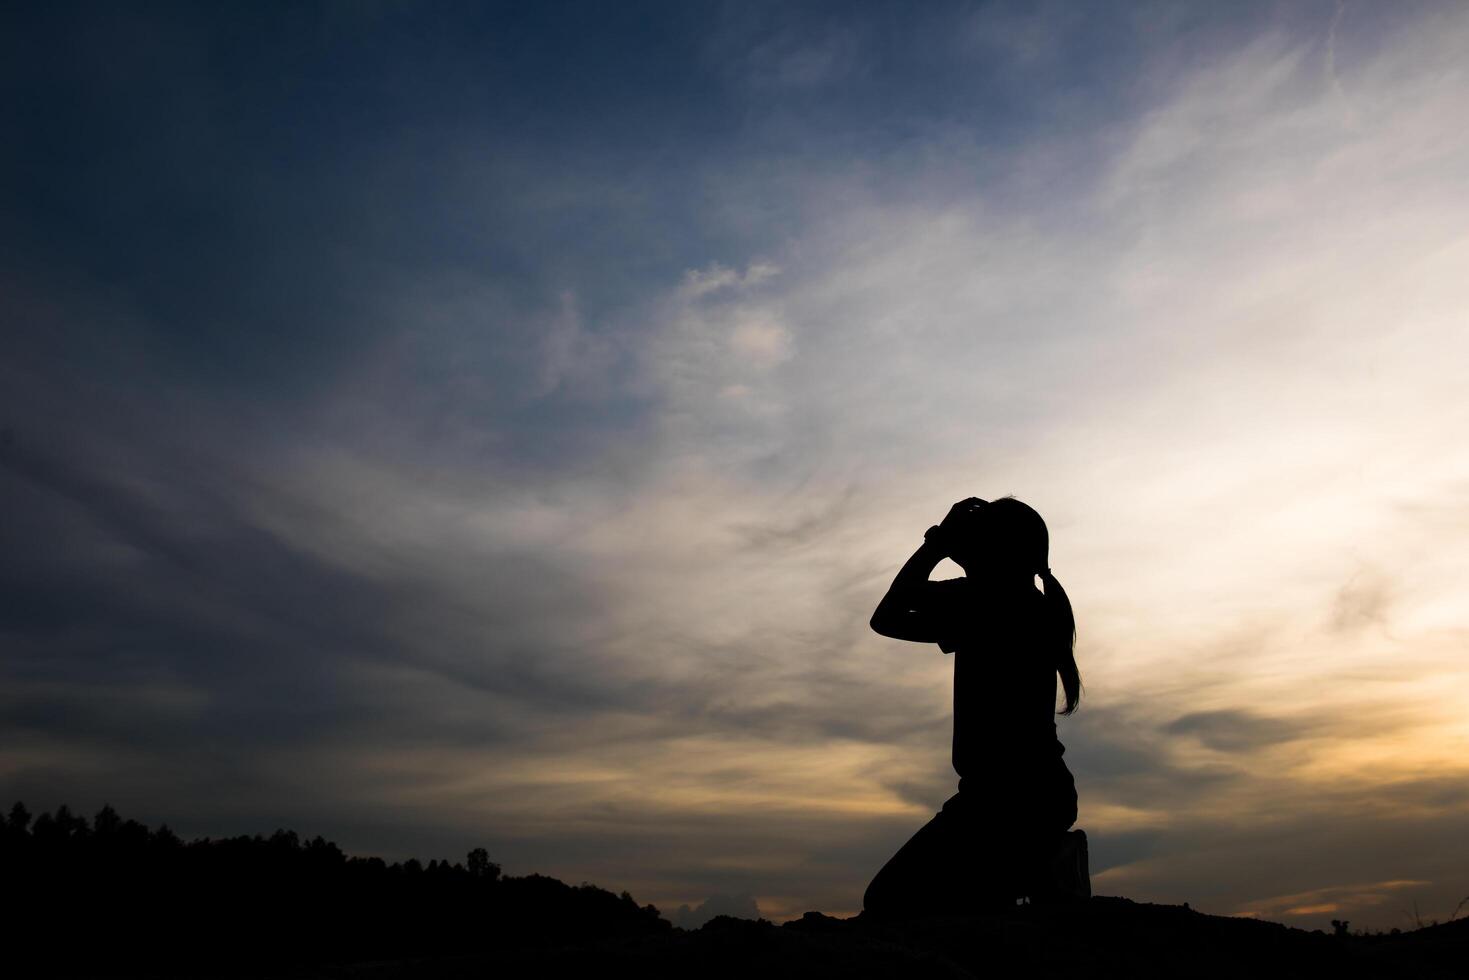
5,802,1464,978
317,900,1468,980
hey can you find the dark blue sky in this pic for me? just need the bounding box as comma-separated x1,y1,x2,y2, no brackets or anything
1,1,1213,383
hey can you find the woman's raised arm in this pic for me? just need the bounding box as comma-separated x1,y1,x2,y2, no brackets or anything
869,531,950,643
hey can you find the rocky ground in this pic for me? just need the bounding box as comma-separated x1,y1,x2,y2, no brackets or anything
267,897,1467,979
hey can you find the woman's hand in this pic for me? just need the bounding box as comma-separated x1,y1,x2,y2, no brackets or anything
932,498,984,549
922,498,982,556
871,499,982,643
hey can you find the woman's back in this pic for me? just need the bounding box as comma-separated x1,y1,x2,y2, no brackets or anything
930,578,1067,785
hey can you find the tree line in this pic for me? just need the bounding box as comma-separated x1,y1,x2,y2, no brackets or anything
3,801,669,973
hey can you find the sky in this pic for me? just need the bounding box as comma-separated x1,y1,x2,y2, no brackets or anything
3,0,1469,931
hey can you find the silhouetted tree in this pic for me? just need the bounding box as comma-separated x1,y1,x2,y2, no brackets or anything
468,846,500,881
3,800,672,974
93,804,121,837
8,800,31,833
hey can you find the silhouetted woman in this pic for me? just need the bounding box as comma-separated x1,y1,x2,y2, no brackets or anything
863,496,1083,915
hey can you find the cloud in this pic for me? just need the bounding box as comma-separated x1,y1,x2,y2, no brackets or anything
1161,710,1315,754
1237,878,1429,922
681,262,781,298
728,316,794,368
709,6,867,92
671,893,764,929
1327,571,1394,635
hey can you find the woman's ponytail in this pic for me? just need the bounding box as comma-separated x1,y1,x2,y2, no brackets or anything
1039,568,1082,715
971,496,1081,714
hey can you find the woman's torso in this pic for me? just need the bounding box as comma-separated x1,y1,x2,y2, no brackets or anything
931,579,1068,783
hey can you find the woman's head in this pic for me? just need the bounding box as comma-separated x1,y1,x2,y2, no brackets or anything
947,496,1049,576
